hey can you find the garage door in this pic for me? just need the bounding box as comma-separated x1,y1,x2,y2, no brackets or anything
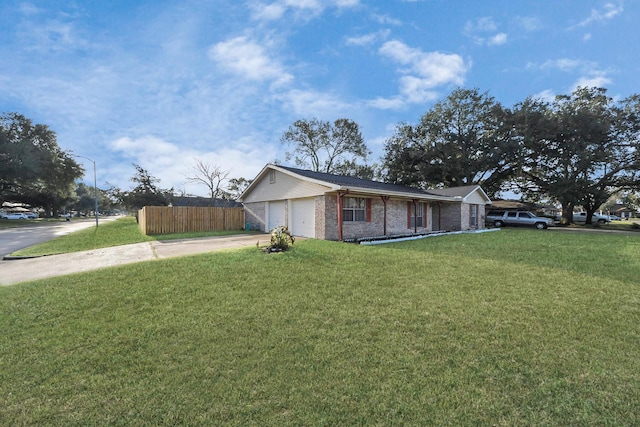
267,201,286,231
291,198,316,238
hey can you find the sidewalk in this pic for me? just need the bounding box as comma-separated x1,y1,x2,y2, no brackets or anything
0,234,270,286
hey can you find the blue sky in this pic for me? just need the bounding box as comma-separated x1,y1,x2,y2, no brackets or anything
1,0,637,196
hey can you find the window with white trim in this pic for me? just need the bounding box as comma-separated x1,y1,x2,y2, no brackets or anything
343,197,366,222
470,204,478,227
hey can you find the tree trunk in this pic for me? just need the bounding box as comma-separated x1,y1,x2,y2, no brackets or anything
561,201,574,225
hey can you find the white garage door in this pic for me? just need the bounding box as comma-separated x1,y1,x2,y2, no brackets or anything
291,198,316,238
268,201,286,231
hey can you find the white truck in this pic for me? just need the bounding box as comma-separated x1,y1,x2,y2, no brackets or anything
572,212,610,224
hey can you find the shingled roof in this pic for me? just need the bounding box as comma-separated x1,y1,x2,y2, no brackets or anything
276,165,442,198
428,185,488,200
240,164,491,204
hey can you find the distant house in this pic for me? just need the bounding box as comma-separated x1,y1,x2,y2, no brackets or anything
171,196,242,208
607,204,636,219
239,164,491,241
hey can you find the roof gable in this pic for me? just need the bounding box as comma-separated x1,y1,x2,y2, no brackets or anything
429,185,491,204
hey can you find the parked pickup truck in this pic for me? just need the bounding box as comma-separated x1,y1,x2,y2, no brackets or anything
486,210,554,229
572,212,610,224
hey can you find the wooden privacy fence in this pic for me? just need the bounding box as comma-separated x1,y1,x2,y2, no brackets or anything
138,206,245,235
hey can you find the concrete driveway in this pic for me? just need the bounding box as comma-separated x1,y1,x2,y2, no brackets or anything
0,233,271,286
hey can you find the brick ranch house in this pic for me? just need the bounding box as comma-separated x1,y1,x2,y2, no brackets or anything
239,164,492,241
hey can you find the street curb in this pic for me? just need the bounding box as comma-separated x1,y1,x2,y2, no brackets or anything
2,254,46,261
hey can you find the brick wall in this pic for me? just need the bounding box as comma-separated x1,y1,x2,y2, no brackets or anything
439,203,462,231
244,196,485,239
321,195,432,241
243,202,265,231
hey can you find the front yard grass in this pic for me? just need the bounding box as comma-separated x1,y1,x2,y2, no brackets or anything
604,220,640,232
1,229,639,425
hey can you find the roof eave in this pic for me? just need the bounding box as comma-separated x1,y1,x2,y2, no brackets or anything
334,186,460,202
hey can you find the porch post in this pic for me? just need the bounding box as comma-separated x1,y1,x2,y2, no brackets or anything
380,196,389,235
413,199,419,233
337,192,345,241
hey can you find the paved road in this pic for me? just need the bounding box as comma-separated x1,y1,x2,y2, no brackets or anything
0,217,117,257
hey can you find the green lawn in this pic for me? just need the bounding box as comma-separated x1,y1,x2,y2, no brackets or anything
1,230,639,425
605,220,640,232
12,216,254,256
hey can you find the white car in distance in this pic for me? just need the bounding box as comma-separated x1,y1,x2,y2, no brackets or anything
0,212,28,220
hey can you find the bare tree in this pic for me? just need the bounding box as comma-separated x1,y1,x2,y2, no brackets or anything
186,159,230,204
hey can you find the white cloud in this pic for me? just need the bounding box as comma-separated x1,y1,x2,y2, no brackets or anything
398,76,439,103
488,33,507,46
380,40,467,86
573,1,623,28
19,3,44,15
346,33,378,46
249,2,287,20
18,18,88,53
277,89,354,117
573,73,612,90
110,136,180,159
367,96,406,110
335,0,360,6
209,36,293,87
372,13,402,26
463,16,507,46
529,58,613,90
371,40,467,109
533,89,556,103
249,0,359,21
345,29,390,46
465,16,498,33
536,58,584,71
516,16,541,31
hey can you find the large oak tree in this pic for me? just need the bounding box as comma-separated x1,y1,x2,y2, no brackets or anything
512,87,640,224
0,113,83,215
382,88,516,198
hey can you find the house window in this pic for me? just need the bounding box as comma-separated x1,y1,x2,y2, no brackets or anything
269,170,276,184
470,204,478,227
343,197,367,222
409,202,424,228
